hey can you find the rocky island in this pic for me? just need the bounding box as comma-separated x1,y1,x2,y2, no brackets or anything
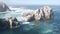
21,6,53,22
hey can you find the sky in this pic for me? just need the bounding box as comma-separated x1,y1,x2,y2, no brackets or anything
2,0,60,5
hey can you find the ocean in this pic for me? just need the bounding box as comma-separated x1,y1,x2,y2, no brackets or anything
0,5,60,34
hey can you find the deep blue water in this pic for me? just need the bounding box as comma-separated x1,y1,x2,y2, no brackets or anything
0,5,60,34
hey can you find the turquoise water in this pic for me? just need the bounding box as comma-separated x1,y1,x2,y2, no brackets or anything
0,5,60,34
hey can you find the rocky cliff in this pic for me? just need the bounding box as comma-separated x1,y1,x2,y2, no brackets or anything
0,2,10,12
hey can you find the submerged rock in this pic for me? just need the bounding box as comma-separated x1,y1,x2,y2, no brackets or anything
0,2,10,12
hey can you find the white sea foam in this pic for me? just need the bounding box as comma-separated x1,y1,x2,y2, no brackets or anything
22,22,30,24
2,6,34,19
9,6,34,13
0,7,35,25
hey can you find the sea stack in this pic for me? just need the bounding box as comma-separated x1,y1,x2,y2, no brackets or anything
0,2,10,12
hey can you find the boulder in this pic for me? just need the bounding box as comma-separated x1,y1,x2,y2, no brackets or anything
0,2,10,12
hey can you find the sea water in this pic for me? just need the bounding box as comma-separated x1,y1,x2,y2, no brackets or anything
0,5,60,34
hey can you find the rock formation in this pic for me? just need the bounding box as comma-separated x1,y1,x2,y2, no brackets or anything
0,17,20,29
5,17,20,28
21,6,53,22
0,2,10,12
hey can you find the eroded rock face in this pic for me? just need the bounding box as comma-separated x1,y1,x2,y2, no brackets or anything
21,6,53,22
0,2,10,12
